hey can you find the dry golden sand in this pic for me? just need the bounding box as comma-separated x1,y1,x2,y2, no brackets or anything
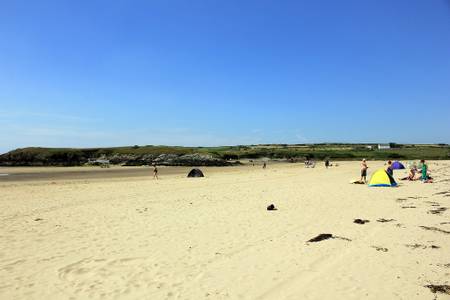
1,161,449,299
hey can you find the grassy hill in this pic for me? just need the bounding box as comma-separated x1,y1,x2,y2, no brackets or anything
0,143,449,166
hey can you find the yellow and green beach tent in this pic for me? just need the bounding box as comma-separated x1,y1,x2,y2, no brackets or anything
368,169,397,187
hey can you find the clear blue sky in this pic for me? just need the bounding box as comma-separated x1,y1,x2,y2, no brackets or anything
1,0,449,153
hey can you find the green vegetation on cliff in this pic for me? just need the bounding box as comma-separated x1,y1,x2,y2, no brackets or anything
0,144,449,166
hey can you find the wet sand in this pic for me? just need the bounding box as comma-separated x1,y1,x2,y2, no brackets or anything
1,161,449,299
0,166,193,182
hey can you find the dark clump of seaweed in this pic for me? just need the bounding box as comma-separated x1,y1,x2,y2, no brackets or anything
266,204,277,211
428,207,447,215
354,219,370,224
307,234,333,242
377,218,395,223
371,246,388,252
420,226,450,234
425,284,450,294
405,244,440,250
307,234,351,243
434,191,450,196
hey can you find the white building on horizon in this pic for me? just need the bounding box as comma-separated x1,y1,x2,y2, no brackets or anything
378,144,390,150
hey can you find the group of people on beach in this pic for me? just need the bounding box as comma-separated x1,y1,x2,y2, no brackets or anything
399,159,432,182
150,158,433,184
359,158,432,184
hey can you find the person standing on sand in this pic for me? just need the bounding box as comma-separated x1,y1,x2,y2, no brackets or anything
420,159,428,181
325,159,330,168
263,162,267,169
360,159,368,183
153,164,159,180
386,160,393,177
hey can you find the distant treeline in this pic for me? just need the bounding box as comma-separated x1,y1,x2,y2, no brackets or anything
0,144,449,166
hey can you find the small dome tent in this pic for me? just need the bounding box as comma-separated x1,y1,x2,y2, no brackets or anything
187,168,204,178
391,161,405,170
368,169,397,187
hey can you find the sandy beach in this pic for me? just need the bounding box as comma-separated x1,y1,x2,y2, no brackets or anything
1,161,449,299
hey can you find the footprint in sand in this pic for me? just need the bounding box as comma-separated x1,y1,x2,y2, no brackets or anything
56,257,170,297
58,258,107,281
396,198,408,202
58,257,149,285
2,259,26,271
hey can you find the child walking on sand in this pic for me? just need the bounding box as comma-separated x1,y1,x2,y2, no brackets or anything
153,165,159,180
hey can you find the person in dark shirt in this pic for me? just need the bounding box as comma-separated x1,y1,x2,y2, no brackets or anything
386,160,393,177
